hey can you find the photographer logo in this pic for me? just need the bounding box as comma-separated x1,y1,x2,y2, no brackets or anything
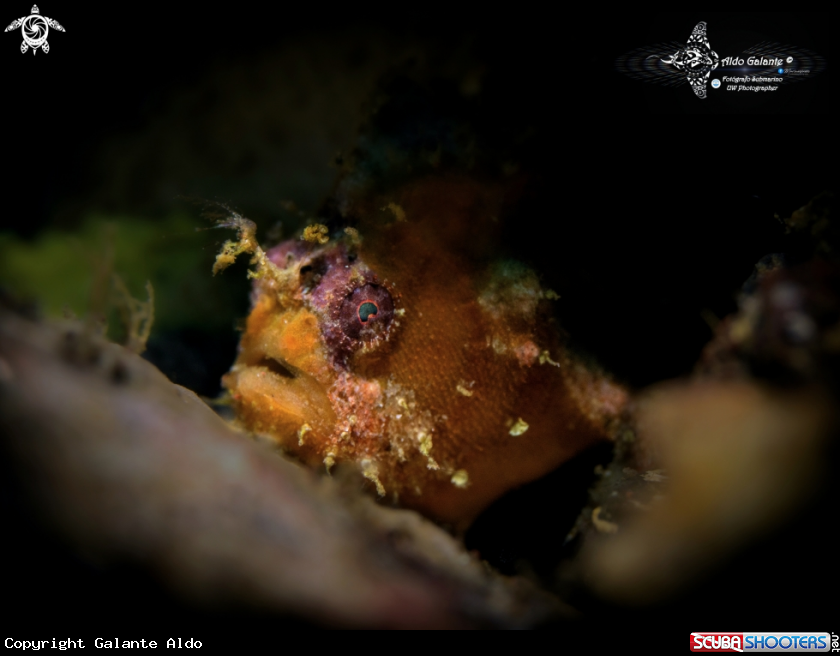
4,5,65,55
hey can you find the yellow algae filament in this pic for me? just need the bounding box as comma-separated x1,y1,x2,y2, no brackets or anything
539,350,560,367
323,454,335,475
451,470,470,489
417,432,440,470
111,275,154,354
302,224,329,244
509,417,529,436
362,461,386,496
212,213,260,275
212,209,292,295
214,240,246,275
297,423,312,446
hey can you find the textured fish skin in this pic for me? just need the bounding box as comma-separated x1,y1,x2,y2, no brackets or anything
223,174,628,526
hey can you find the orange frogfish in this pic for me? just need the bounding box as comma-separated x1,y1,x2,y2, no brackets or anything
218,174,627,527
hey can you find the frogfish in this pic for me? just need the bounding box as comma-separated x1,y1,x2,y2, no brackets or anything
217,174,627,527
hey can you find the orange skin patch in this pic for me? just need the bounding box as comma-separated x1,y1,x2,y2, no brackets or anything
223,174,627,527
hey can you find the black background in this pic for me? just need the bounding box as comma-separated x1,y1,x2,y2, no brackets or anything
0,11,830,233
1,11,830,228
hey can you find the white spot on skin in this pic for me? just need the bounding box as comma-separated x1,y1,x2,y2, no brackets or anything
456,380,474,397
509,417,529,436
451,470,469,488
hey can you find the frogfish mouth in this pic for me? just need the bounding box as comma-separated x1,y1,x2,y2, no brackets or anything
219,175,627,526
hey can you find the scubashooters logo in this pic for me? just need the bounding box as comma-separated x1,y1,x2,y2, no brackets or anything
661,22,719,99
615,20,827,101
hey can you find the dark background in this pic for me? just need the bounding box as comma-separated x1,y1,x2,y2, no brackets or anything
0,8,834,641
1,10,830,231
2,10,832,386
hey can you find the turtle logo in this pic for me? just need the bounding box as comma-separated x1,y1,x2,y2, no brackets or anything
661,22,720,99
4,5,64,55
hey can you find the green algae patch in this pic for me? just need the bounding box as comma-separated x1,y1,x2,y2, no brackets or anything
0,214,248,334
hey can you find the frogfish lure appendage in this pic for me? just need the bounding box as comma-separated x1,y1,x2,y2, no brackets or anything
218,176,628,526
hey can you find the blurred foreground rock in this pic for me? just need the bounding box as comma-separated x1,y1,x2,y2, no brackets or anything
3,229,838,631
566,254,839,613
0,304,563,629
579,380,833,604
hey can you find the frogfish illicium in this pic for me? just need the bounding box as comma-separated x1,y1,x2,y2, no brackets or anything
216,174,627,527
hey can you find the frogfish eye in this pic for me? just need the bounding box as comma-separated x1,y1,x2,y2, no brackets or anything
358,301,379,323
339,284,394,341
